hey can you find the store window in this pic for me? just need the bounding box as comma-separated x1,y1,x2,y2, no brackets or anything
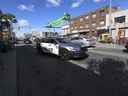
71,27,74,30
80,25,84,29
115,16,125,23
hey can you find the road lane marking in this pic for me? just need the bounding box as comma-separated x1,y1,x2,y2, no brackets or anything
68,60,88,69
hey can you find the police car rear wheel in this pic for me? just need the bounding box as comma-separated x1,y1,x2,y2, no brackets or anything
36,44,43,54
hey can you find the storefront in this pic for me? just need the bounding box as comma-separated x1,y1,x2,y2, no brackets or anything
106,9,128,44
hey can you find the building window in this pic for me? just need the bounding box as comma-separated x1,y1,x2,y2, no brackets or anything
100,21,105,25
101,12,106,16
80,25,84,29
92,14,96,18
114,16,125,23
92,23,96,27
80,17,84,22
85,25,89,28
85,16,89,19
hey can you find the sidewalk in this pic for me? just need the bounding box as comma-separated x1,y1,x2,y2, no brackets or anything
88,42,128,59
92,42,125,51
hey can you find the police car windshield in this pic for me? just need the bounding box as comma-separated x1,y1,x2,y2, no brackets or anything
56,38,70,43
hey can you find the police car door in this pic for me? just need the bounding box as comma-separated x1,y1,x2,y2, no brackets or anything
46,39,59,55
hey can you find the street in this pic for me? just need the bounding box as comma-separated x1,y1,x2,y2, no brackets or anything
16,45,98,96
1,1,128,96
0,45,128,96
0,48,16,96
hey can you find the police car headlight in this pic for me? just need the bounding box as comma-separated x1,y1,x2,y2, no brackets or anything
66,47,80,51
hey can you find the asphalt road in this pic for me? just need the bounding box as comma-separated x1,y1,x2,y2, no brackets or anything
0,45,128,96
16,45,128,96
0,49,16,96
16,46,99,96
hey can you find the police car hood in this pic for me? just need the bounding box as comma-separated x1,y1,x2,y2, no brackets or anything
60,42,82,48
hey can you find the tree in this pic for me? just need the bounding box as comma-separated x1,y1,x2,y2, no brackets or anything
0,13,17,23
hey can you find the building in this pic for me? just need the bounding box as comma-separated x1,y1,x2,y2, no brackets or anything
61,25,70,35
106,9,128,44
32,31,58,39
62,6,119,37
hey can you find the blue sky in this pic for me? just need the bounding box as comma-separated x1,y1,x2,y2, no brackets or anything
0,0,128,37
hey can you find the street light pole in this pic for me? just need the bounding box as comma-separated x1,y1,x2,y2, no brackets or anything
109,0,115,47
109,0,112,35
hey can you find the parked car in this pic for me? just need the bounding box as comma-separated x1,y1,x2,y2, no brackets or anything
24,39,32,44
0,40,7,53
36,38,88,60
124,37,128,50
70,36,96,47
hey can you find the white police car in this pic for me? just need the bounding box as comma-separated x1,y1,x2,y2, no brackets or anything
36,38,88,60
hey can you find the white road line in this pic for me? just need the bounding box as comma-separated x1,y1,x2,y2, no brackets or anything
68,60,88,69
15,44,26,47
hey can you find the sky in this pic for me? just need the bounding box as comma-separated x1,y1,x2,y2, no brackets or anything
0,0,128,37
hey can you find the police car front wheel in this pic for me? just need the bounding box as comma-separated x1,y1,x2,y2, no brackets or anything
59,49,71,60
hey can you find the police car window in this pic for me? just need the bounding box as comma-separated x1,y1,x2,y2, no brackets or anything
40,38,45,42
56,38,69,43
71,37,80,40
45,39,52,43
51,39,57,44
45,39,57,44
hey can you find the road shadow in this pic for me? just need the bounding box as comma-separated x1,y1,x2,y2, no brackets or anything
36,49,89,61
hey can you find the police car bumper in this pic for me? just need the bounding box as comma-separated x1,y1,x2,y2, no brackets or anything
70,50,87,58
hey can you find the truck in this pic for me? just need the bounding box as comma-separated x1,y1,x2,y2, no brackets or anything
0,12,17,53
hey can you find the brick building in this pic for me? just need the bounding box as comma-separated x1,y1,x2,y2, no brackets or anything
62,6,119,37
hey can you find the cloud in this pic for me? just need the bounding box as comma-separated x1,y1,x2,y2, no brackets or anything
93,0,106,3
93,0,101,2
71,0,84,8
18,19,30,27
15,19,31,38
18,4,35,11
46,0,61,7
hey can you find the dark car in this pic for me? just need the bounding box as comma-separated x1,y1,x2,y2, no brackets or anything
124,37,128,50
125,42,128,50
0,40,7,53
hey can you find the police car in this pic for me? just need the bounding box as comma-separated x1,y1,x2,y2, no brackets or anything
36,38,88,60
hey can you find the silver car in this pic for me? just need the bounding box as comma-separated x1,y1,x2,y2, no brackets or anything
36,38,88,60
70,36,96,47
